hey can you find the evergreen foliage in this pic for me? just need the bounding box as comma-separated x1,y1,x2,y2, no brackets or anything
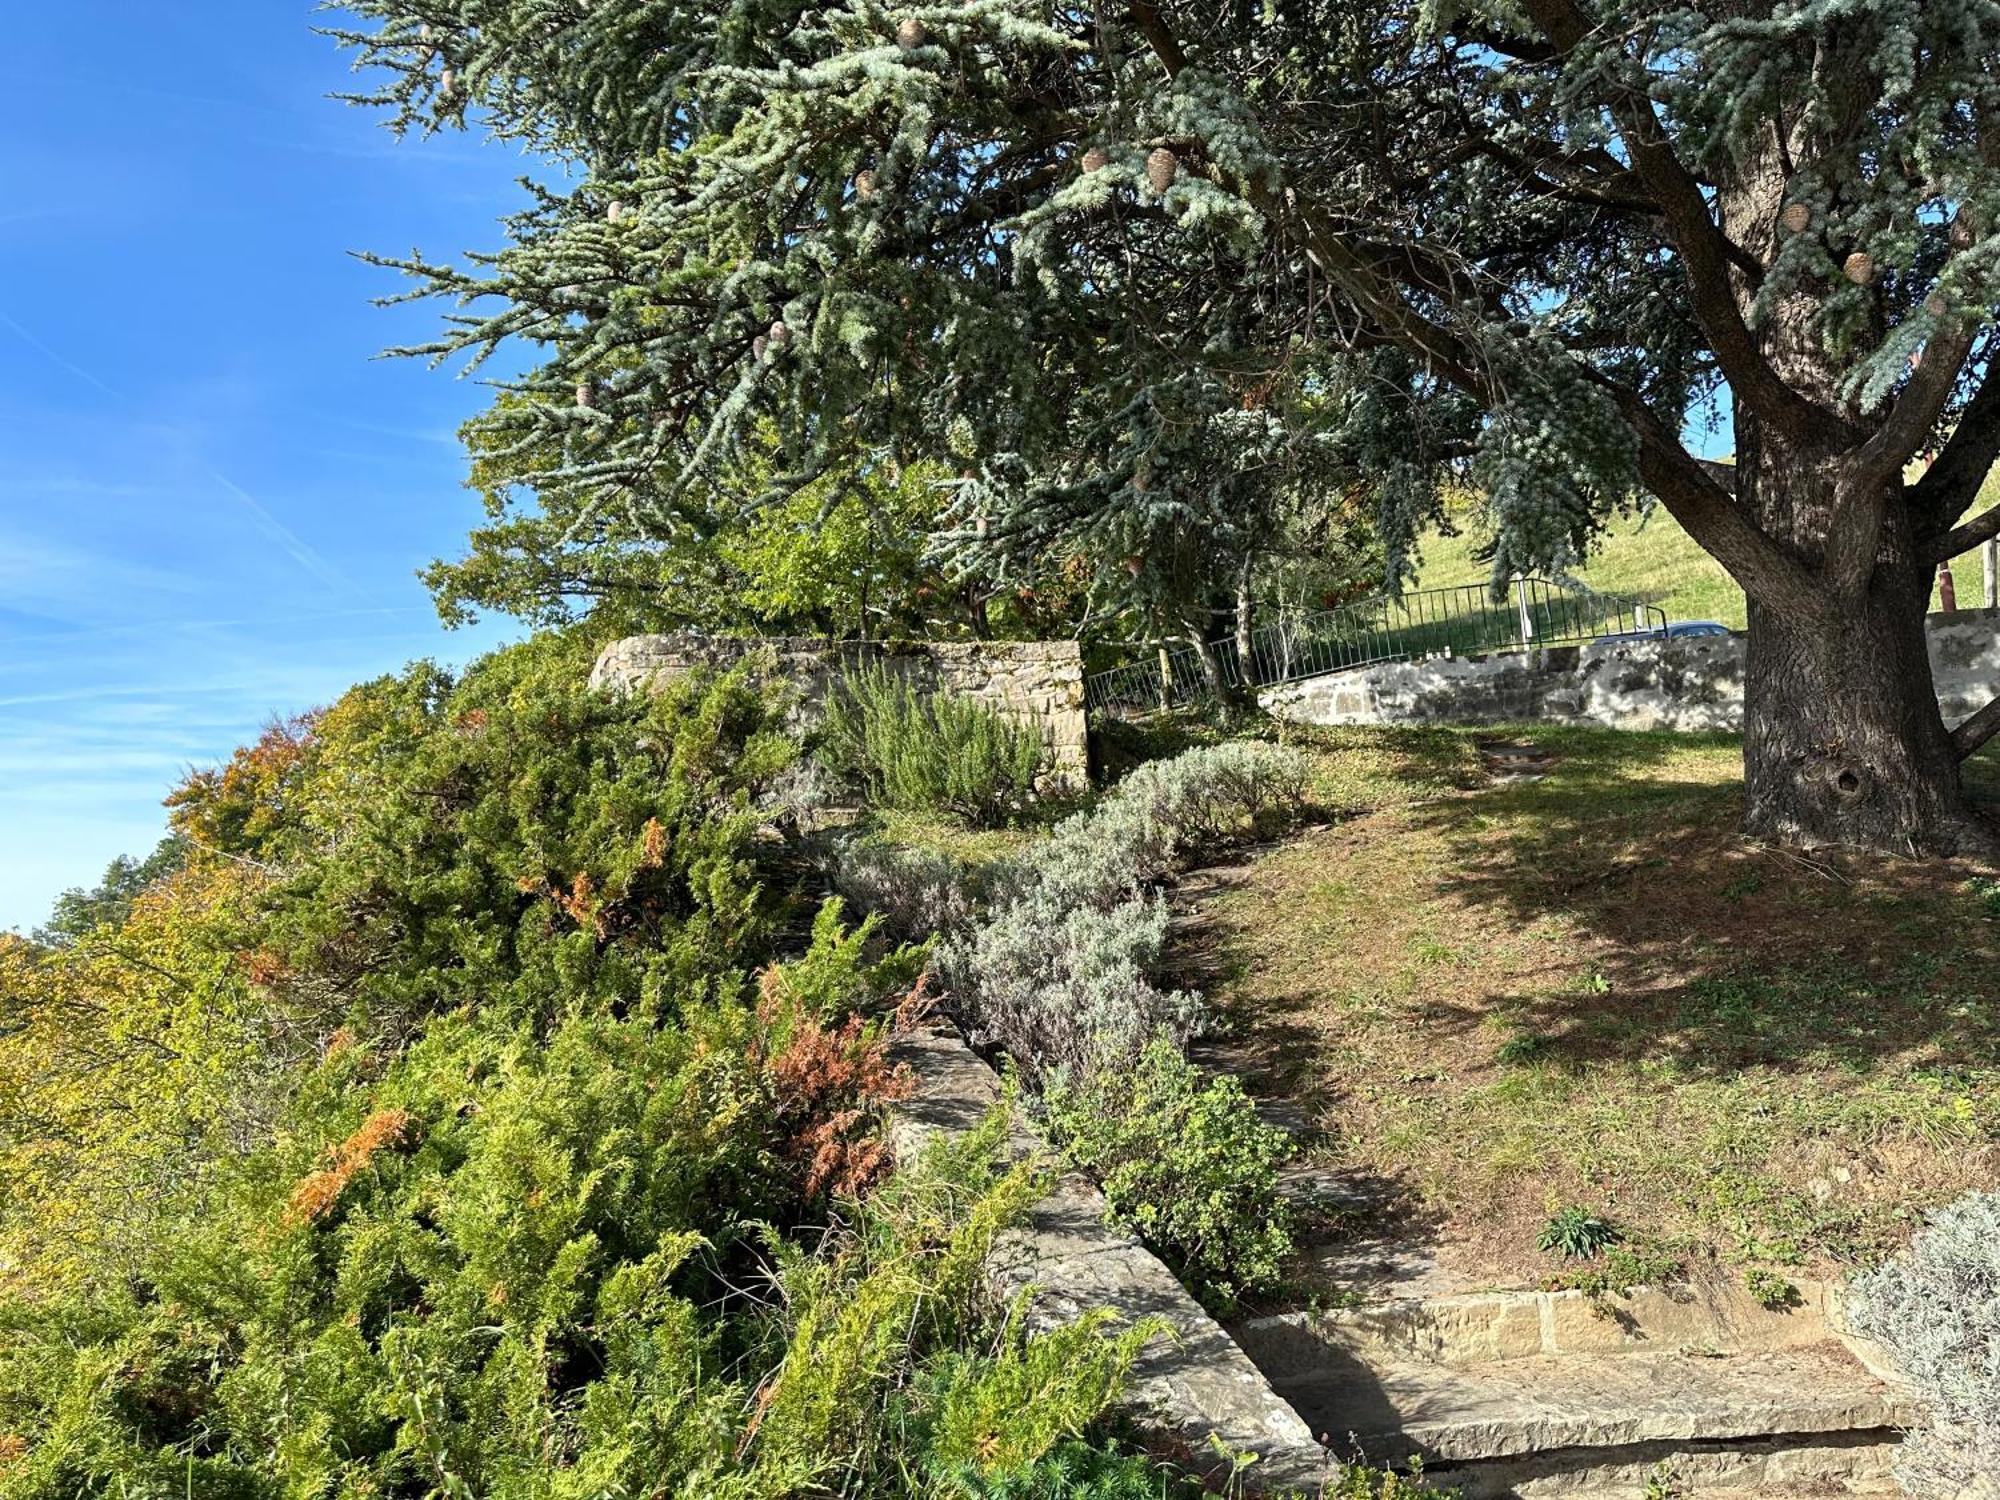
0,637,1188,1498
821,665,1047,826
322,0,1997,595
430,414,1049,640
325,0,2000,853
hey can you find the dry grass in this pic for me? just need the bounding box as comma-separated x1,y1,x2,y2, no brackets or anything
1193,727,2000,1295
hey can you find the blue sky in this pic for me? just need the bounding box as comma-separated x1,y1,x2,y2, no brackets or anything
0,5,542,930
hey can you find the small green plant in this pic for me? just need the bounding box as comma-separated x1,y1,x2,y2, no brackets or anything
1744,1268,1803,1310
1970,875,2000,918
1641,1458,1685,1500
1719,872,1764,902
1544,1242,1682,1310
1044,1035,1295,1313
822,663,1046,825
1495,1030,1551,1067
1537,1206,1624,1261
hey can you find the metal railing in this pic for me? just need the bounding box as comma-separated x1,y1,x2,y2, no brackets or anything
1085,577,1668,716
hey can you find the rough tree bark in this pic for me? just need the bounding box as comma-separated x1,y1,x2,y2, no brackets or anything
1709,123,2000,859
1735,420,1987,854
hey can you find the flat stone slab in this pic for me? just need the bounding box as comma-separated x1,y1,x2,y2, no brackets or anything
1240,1278,1846,1373
1272,1342,1918,1463
888,1025,1336,1494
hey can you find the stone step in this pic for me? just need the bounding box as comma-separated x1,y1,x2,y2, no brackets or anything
1428,1430,1903,1499
1241,1279,1851,1372
1272,1341,1913,1464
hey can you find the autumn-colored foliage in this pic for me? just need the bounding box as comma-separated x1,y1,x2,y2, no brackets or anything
0,635,1170,1499
284,1108,413,1224
756,973,918,1197
164,712,317,860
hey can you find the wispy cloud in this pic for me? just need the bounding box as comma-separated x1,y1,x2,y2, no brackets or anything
0,311,123,400
0,311,350,594
201,469,350,593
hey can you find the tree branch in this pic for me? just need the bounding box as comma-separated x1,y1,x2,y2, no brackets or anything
1931,498,2000,563
1854,319,1979,490
1918,355,2000,551
1586,372,1823,617
1952,693,2000,760
1125,2,1187,74
1128,0,1824,619
1520,0,1854,450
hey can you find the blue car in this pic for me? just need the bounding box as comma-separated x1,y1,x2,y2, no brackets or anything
1594,619,1734,645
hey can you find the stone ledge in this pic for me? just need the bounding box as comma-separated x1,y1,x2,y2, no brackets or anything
888,1025,1334,1495
1240,1279,1842,1372
1267,1342,1915,1466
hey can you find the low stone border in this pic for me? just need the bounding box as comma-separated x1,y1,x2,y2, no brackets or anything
888,1024,1334,1495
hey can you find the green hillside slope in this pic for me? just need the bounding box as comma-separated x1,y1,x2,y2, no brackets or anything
1409,471,2000,629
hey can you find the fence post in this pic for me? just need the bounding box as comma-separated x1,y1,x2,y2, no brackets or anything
1513,575,1534,646
1985,538,1998,610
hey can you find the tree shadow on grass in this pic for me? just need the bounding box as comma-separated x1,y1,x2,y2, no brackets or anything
1391,730,2000,1082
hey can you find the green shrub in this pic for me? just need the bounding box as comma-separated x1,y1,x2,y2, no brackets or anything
1044,1035,1295,1312
822,664,1045,825
1495,1030,1551,1067
0,634,1170,1500
1743,1268,1802,1310
1536,1207,1623,1260
941,1437,1198,1497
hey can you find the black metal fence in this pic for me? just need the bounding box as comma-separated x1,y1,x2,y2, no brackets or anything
1085,578,1668,716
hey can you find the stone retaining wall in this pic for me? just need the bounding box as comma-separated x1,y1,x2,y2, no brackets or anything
888,1025,1334,1495
1263,610,2000,733
591,634,1088,786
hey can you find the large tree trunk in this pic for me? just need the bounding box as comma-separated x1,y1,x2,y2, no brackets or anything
1736,422,1998,857
1741,584,1986,856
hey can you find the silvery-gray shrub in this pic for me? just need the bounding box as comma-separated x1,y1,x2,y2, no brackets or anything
998,741,1314,913
949,741,1310,1082
938,888,1201,1086
829,839,976,944
1846,1190,2000,1498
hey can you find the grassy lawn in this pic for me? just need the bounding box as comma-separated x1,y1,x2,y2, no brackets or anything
1196,725,2000,1297
1409,469,2000,629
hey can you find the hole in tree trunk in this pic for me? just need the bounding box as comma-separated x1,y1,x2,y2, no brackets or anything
1825,764,1874,807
